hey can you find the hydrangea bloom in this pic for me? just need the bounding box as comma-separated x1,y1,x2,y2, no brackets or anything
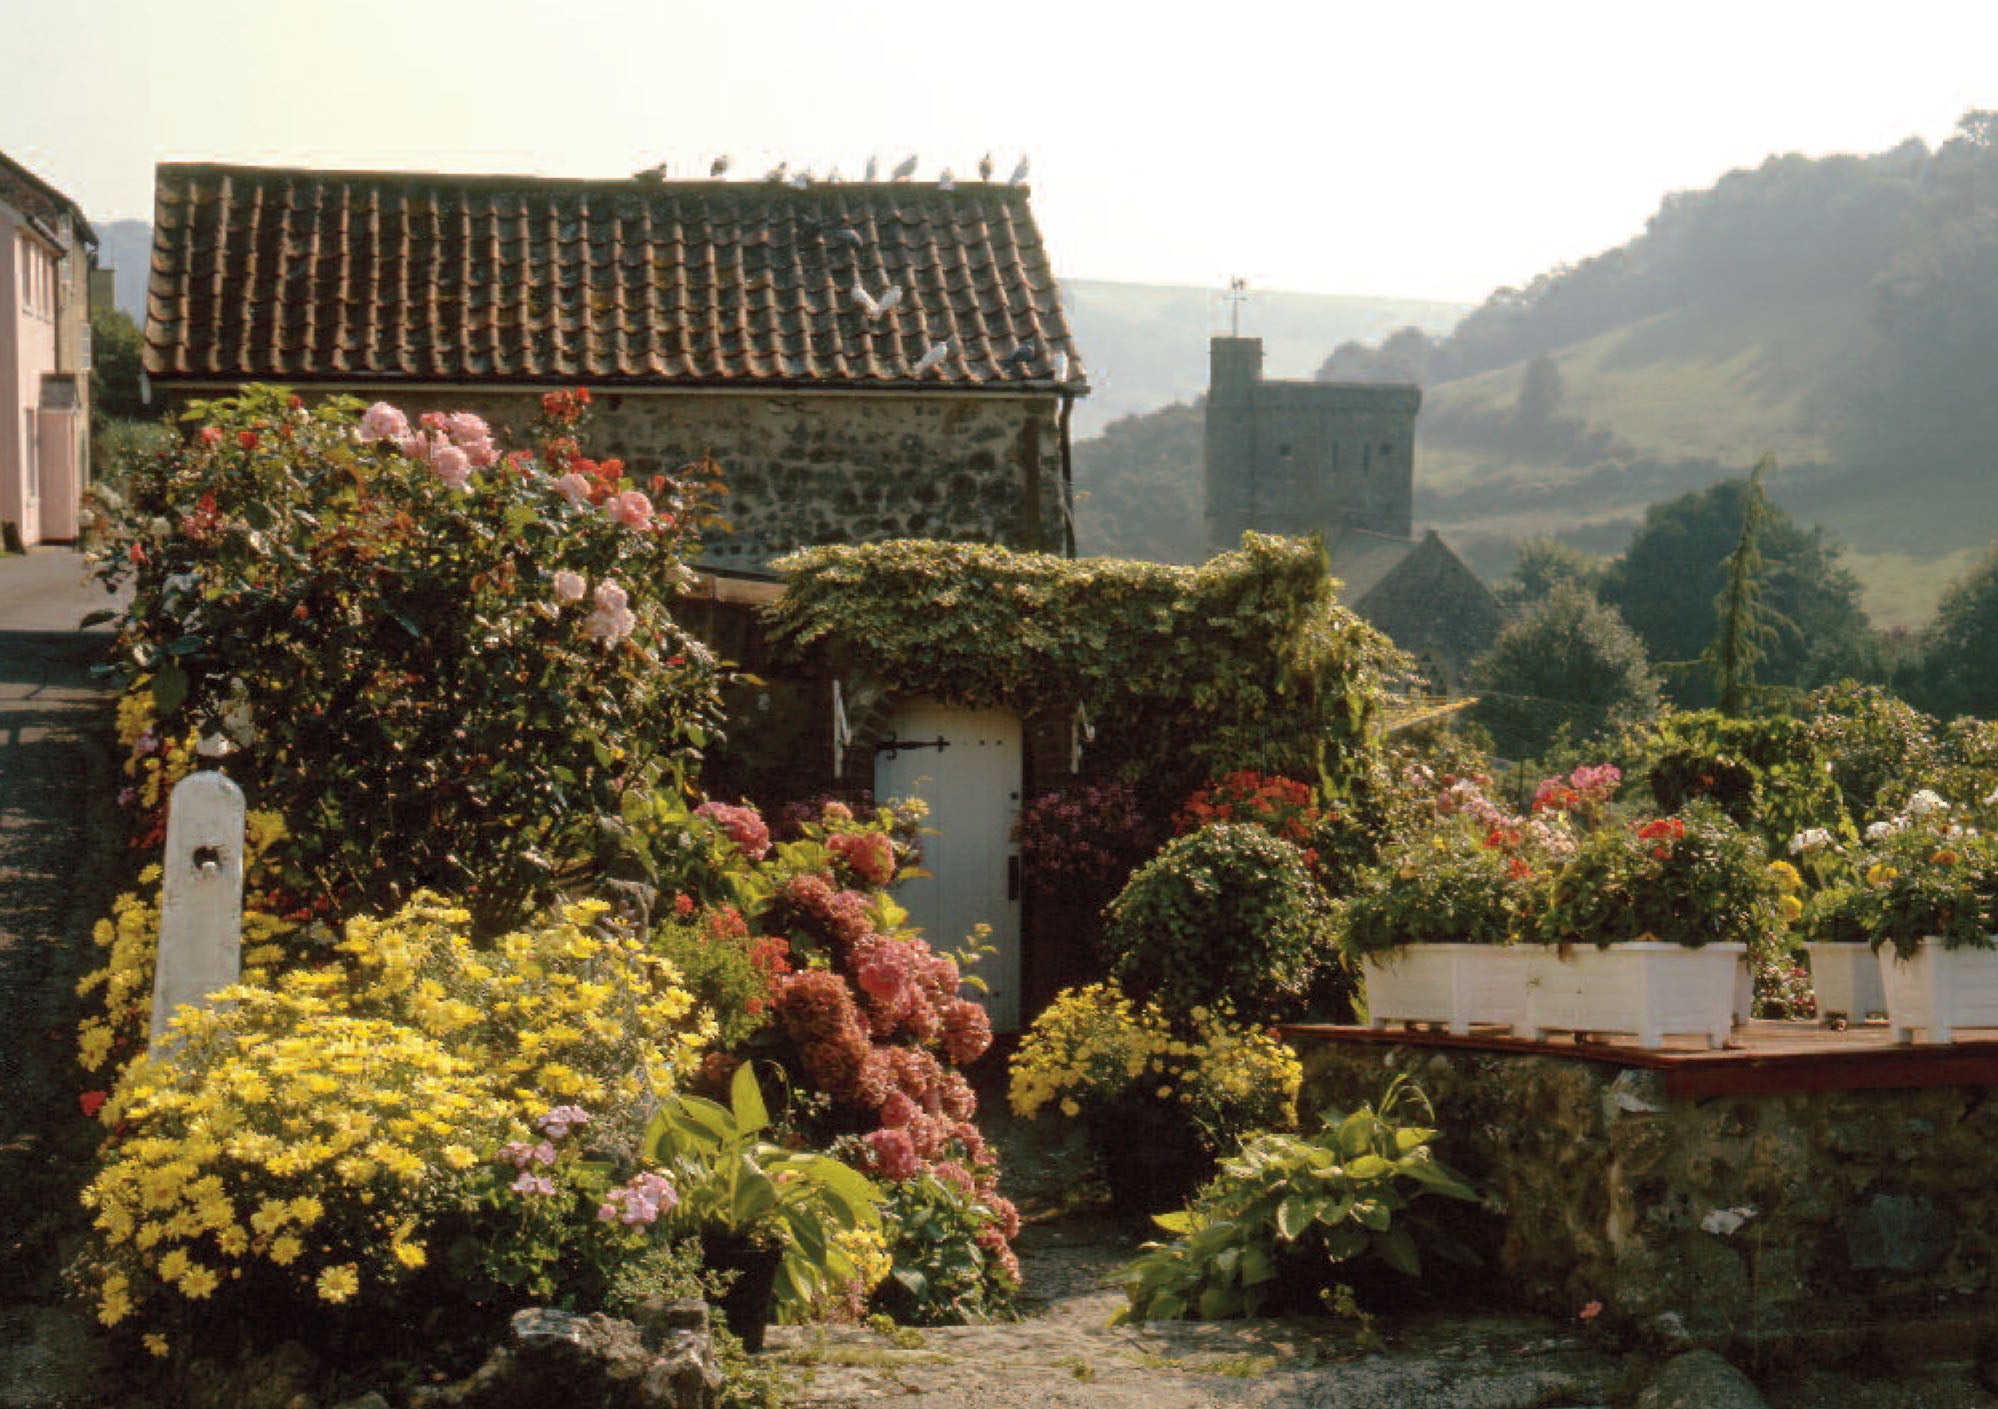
695,801,772,860
598,1171,677,1226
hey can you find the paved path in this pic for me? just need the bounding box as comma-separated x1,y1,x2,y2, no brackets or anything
0,547,125,1406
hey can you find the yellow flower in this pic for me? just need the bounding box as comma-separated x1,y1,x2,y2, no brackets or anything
96,1274,133,1327
1059,1098,1081,1118
178,1262,220,1299
316,1264,360,1304
391,1240,427,1270
143,1333,170,1359
269,1234,304,1267
441,1144,477,1171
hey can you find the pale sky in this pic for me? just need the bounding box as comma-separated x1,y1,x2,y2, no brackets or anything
7,0,1998,304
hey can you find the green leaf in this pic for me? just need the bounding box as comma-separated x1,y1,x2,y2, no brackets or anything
1375,1226,1421,1276
152,660,189,716
79,608,118,628
1275,1196,1310,1243
729,1062,769,1136
163,634,206,656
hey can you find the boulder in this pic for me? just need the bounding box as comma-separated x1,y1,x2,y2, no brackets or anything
1637,1350,1768,1409
416,1303,722,1409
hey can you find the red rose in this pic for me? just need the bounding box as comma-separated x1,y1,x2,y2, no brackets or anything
78,1090,107,1118
237,430,259,451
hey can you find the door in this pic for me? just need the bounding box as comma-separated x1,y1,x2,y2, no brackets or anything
873,701,1023,1031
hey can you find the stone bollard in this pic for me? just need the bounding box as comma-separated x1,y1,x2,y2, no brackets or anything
148,770,246,1047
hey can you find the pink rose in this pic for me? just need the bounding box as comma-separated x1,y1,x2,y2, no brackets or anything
359,402,411,444
556,472,592,508
552,570,586,605
583,580,636,646
608,489,654,531
199,426,224,447
433,444,472,490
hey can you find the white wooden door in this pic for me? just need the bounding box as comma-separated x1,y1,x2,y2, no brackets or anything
873,701,1023,1032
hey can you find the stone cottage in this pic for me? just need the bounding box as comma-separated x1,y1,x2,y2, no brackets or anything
142,163,1086,566
1203,334,1500,690
0,150,96,547
142,160,1092,1030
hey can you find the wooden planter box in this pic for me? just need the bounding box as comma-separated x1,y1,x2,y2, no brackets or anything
1361,943,1532,1035
1808,940,1886,1025
1878,938,1998,1044
1526,942,1744,1050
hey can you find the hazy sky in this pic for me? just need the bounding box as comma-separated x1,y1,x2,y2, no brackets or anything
7,0,1997,304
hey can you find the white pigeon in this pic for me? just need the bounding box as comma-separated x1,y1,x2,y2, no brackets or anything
1052,350,1070,384
875,285,903,317
1009,154,1030,184
865,155,880,181
912,341,949,374
892,154,919,181
939,169,955,191
791,171,810,189
850,280,883,318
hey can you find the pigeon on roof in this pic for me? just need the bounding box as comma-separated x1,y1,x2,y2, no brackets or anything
891,154,918,181
1010,154,1030,184
709,155,730,177
634,160,669,183
979,152,995,182
912,341,949,374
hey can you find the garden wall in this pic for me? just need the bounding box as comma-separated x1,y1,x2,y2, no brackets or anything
1300,1038,1998,1353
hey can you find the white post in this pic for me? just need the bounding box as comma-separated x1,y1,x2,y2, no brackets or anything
149,770,246,1046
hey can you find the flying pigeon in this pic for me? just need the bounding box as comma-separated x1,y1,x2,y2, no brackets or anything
634,160,669,183
912,341,950,374
709,155,730,177
939,169,955,191
850,280,883,318
891,154,919,181
865,155,880,181
979,152,995,182
1002,341,1037,368
1009,154,1030,184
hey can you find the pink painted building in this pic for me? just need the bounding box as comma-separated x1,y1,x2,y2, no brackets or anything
0,151,95,546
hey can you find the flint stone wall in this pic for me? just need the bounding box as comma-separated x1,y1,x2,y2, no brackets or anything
1300,1039,1998,1350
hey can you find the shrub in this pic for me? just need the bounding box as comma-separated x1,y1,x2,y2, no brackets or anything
1013,782,1161,912
1470,585,1662,759
863,1145,1022,1324
1620,709,1852,858
1103,824,1335,1017
1338,819,1541,956
89,386,726,929
1806,682,1941,826
1113,1077,1477,1322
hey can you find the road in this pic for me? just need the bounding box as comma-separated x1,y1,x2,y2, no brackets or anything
0,546,125,1407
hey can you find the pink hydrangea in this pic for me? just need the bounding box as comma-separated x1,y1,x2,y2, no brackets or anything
941,999,992,1065
863,1127,922,1183
695,801,772,860
583,581,636,647
359,402,411,444
598,1171,677,1226
608,489,654,531
878,1090,918,1128
829,830,897,887
552,569,586,605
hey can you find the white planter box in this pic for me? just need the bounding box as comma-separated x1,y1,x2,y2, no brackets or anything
1526,942,1744,1050
1808,941,1886,1025
1362,944,1532,1035
1878,938,1998,1044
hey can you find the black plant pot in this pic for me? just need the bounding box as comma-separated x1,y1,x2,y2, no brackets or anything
700,1231,785,1353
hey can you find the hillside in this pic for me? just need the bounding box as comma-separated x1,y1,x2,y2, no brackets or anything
1076,115,1998,628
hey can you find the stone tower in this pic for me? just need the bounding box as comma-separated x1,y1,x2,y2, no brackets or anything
1203,336,1422,556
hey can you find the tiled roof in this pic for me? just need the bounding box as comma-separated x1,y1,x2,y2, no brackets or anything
1326,528,1420,603
144,163,1088,393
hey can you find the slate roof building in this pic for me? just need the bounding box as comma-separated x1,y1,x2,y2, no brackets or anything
1204,335,1501,691
143,162,1090,569
2,150,96,547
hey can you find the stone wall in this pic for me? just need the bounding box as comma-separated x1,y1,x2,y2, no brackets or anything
1356,534,1506,692
1300,1038,1998,1353
372,388,1066,569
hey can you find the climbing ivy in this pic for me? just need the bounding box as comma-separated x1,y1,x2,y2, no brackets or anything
763,535,1397,799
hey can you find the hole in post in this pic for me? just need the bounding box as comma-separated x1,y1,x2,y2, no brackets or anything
190,845,224,876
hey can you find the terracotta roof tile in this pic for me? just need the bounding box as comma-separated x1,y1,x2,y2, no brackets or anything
145,163,1089,393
